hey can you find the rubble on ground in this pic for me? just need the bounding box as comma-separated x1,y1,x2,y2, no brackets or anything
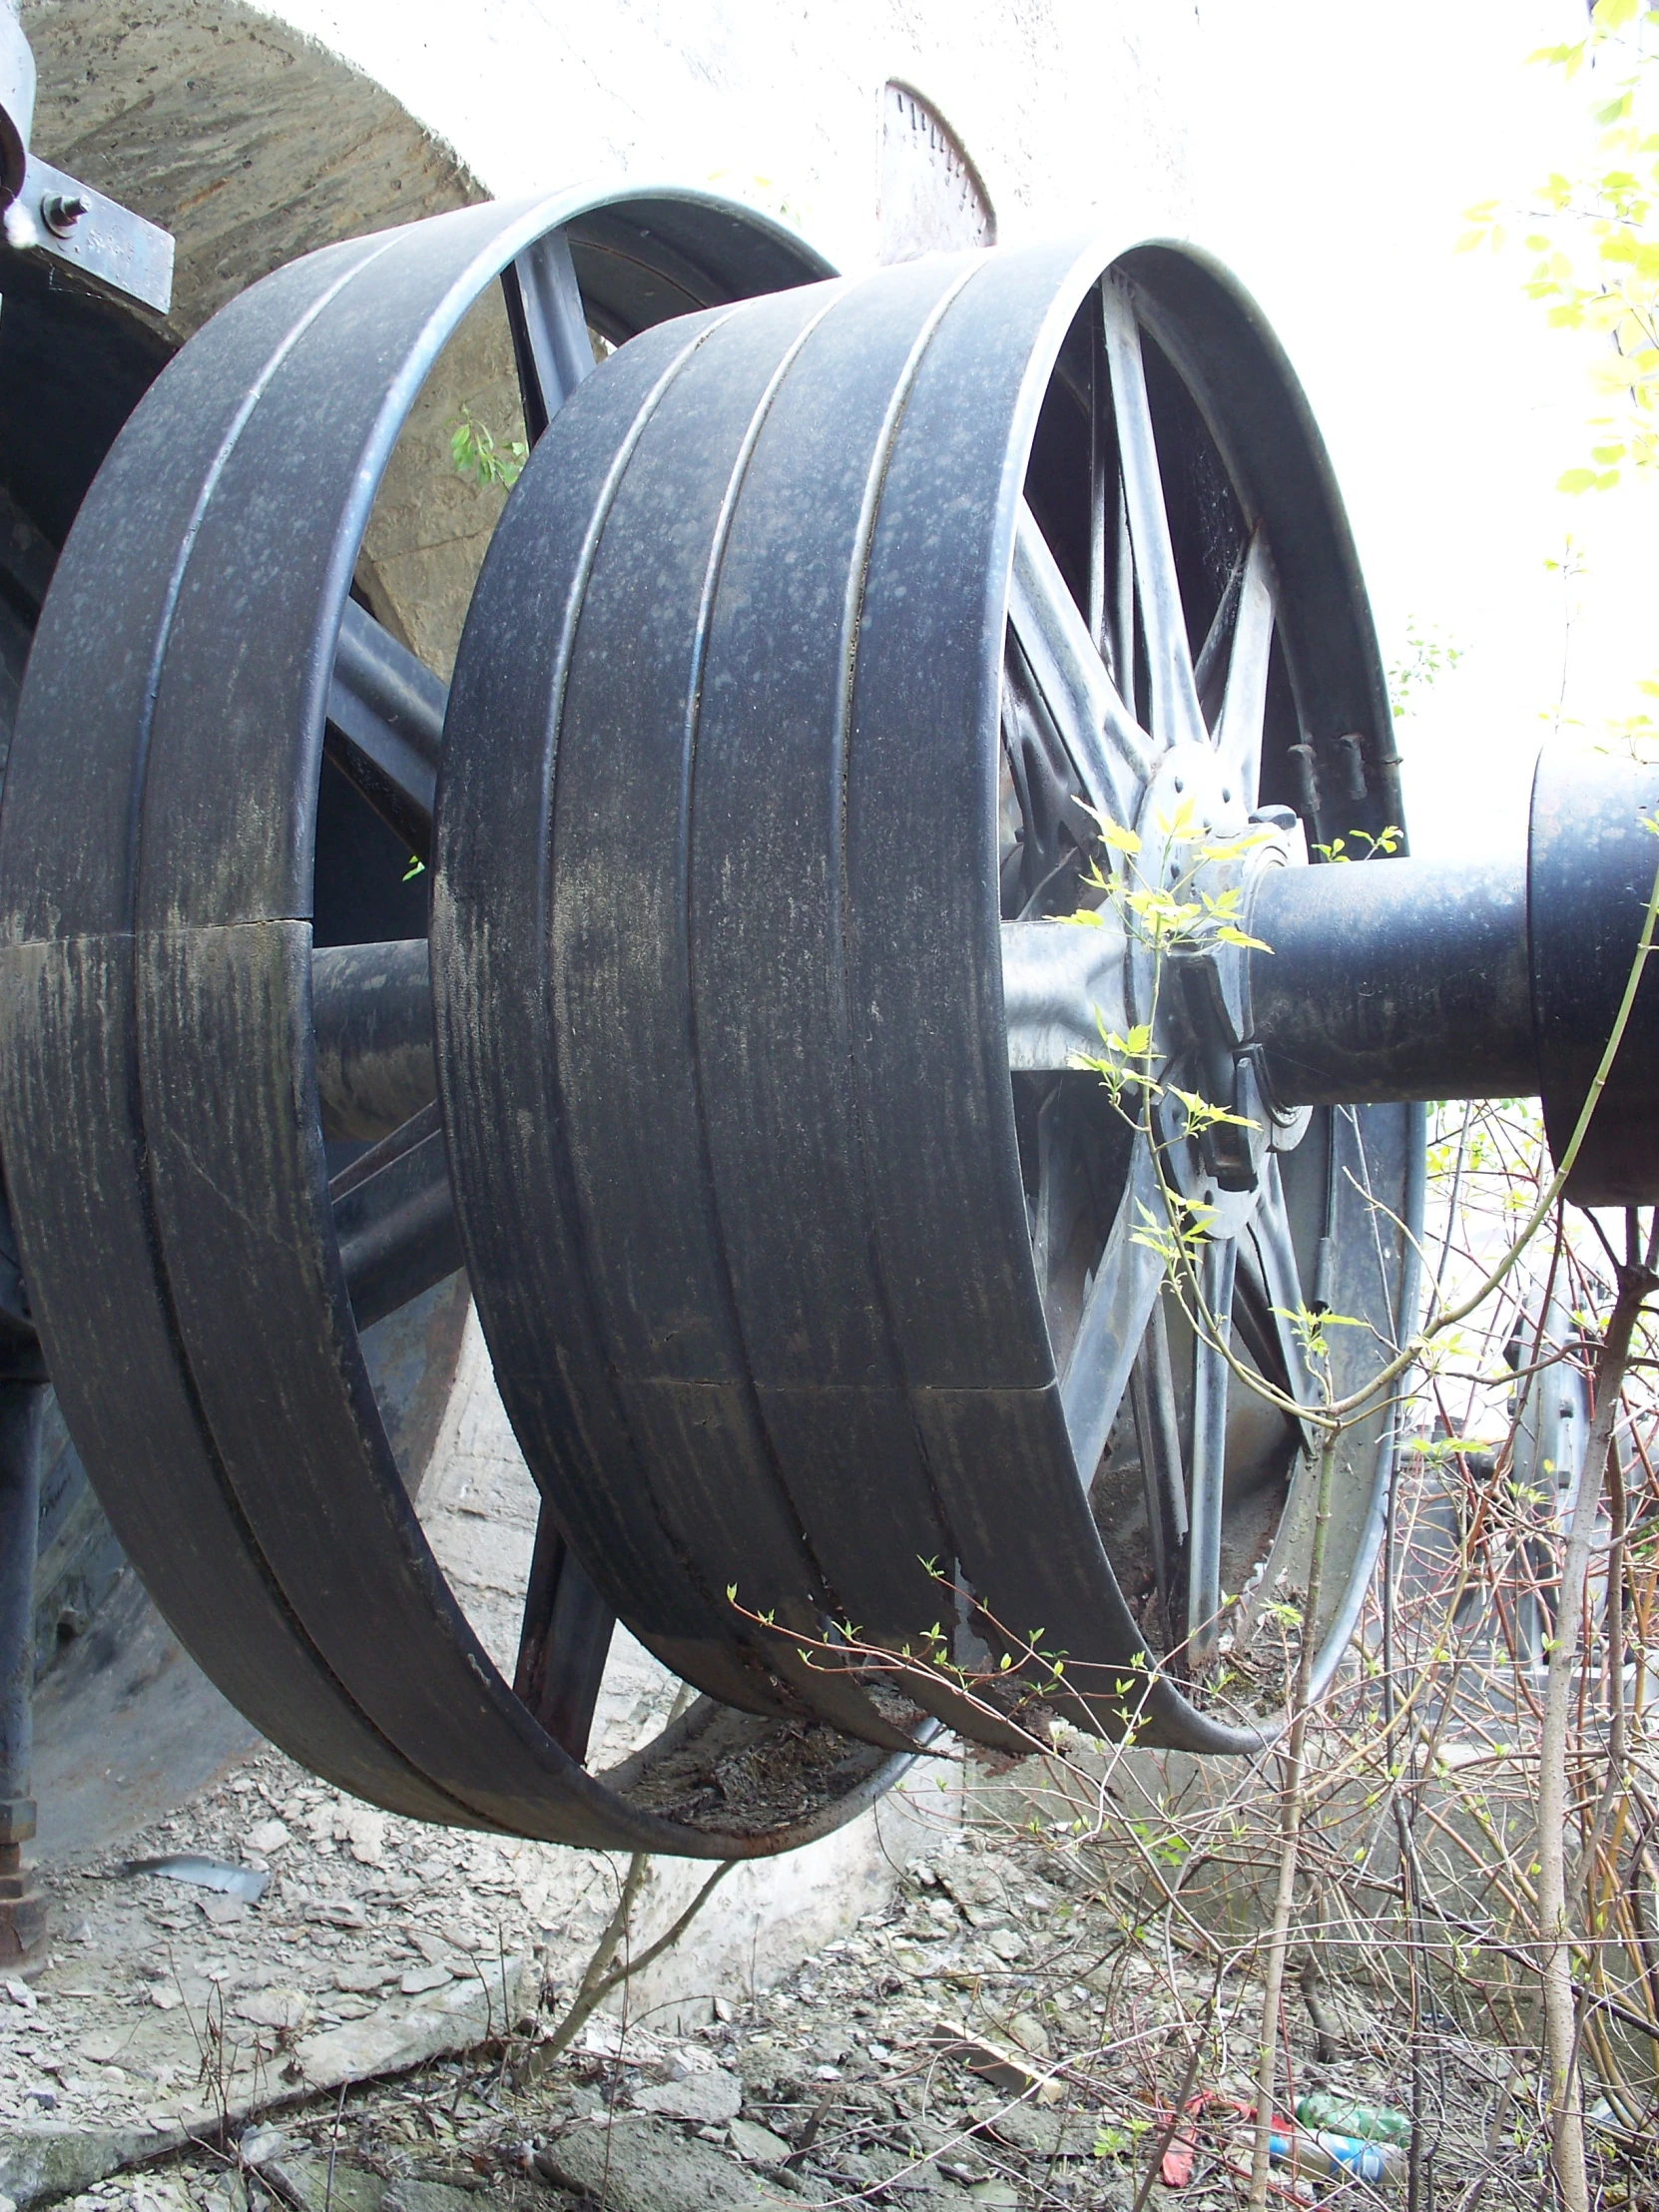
0,1749,1526,2212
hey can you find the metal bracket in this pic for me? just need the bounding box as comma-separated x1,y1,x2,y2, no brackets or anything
2,155,174,317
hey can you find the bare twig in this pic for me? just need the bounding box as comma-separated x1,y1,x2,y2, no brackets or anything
1248,1426,1338,2210
1536,1244,1655,2212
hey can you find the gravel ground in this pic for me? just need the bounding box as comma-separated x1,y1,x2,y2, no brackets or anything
4,1778,1563,2212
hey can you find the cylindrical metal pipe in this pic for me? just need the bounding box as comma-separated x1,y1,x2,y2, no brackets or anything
1248,853,1537,1108
0,1379,46,1965
311,937,435,1142
0,6,35,210
0,1379,42,1807
1530,742,1659,1206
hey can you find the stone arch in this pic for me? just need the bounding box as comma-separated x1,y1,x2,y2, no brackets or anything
23,0,481,337
16,0,522,672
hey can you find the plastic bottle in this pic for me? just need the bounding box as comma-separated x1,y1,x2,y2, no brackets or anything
1270,2125,1405,2183
1295,2092,1411,2146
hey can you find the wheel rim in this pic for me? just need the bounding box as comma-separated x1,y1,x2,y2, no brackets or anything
437,236,1423,1759
0,188,922,1854
0,243,473,1847
1008,254,1426,1709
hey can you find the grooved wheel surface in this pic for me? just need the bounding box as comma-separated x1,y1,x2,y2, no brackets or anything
0,189,920,1855
436,237,1423,1755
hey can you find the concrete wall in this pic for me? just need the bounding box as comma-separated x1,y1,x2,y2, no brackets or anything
250,0,1203,275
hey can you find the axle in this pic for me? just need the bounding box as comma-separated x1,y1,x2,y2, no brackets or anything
312,937,434,1142
1248,742,1659,1205
1248,853,1534,1108
327,745,1659,1208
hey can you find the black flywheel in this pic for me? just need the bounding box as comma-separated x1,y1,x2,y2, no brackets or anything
434,235,1421,1763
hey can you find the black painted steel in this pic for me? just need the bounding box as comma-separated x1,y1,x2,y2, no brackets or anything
1116,246,1402,854
332,1103,460,1334
432,287,938,1753
326,603,445,861
0,253,479,1871
0,230,459,1825
0,1383,44,1811
434,237,1421,1756
0,187,924,1855
1250,855,1537,1107
312,938,435,1142
514,1514,616,1766
1241,740,1659,1208
1530,742,1659,1206
27,181,1646,1838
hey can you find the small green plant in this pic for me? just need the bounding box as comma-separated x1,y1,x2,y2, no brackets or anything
449,404,527,492
1063,801,1271,957
1062,803,1271,1227
1271,1301,1370,1369
1387,619,1462,722
1461,0,1659,495
1313,824,1401,862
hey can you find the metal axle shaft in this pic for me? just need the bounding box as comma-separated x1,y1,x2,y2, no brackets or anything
1247,742,1659,1206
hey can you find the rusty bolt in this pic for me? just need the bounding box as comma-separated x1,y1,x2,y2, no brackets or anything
39,191,88,238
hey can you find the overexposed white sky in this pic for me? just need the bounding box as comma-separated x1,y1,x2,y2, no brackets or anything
272,0,1650,865
1188,0,1657,859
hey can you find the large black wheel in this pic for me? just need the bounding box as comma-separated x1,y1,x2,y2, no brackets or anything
435,237,1423,1755
0,103,481,1854
0,189,923,1855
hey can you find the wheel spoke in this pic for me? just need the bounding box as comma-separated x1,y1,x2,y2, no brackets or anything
1111,481,1136,724
331,1101,461,1333
1000,636,1088,912
1030,1085,1076,1306
1000,913,1129,1071
1088,304,1108,661
1185,1233,1238,1665
1214,527,1278,800
326,600,444,858
503,227,593,445
1059,1139,1167,1487
1244,1153,1317,1433
1192,546,1243,732
514,1506,617,1764
1009,502,1154,827
1090,303,1137,712
1100,276,1206,753
1128,1293,1186,1610
312,938,435,1143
